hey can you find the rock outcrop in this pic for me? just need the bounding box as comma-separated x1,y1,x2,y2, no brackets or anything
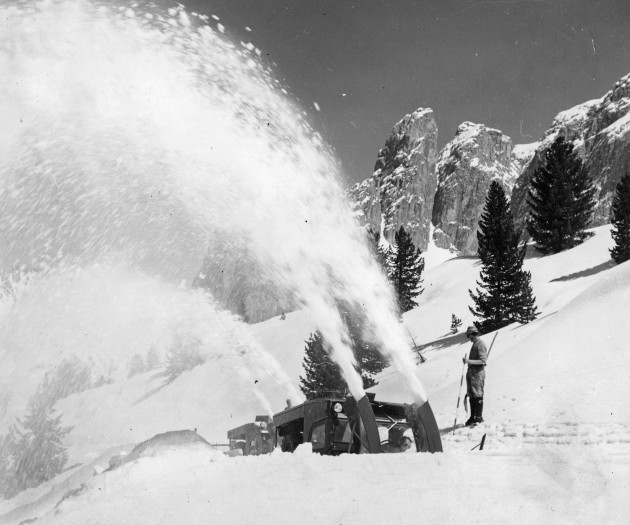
432,122,513,254
347,108,438,249
511,73,630,232
193,237,293,323
510,143,538,189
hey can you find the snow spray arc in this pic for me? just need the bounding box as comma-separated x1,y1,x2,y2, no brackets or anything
0,1,426,419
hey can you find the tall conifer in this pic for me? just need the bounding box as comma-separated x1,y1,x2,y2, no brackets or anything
299,302,388,399
470,181,539,333
610,173,630,264
12,392,72,493
390,226,424,313
341,304,387,389
299,331,347,400
526,136,596,254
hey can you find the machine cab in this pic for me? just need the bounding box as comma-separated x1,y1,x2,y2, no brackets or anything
227,415,275,456
273,393,442,455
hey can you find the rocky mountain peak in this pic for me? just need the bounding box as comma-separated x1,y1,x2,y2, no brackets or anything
607,73,630,104
432,122,513,253
347,107,438,250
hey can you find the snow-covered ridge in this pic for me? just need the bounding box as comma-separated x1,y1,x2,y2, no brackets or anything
548,98,602,136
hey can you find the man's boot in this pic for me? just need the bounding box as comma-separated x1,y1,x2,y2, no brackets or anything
465,396,476,426
473,397,484,425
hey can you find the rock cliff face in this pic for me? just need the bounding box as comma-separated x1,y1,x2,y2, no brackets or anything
193,238,293,323
510,143,538,188
347,108,438,249
432,122,513,254
511,73,630,232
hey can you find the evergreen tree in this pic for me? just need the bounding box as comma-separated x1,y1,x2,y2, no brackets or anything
299,304,389,399
450,314,462,334
12,391,72,495
0,425,19,498
512,268,540,324
470,181,539,333
145,347,161,370
390,226,425,313
38,356,92,407
165,337,205,382
341,305,387,389
527,136,596,254
610,173,630,264
299,331,347,400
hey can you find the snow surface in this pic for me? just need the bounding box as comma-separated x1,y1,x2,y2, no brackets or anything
551,98,601,131
511,142,539,159
2,226,630,524
603,111,630,138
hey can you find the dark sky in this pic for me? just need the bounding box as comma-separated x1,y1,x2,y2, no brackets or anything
184,0,630,186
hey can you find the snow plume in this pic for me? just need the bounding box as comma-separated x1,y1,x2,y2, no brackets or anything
0,0,424,418
0,262,299,424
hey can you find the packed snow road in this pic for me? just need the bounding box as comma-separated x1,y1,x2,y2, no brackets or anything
445,421,630,449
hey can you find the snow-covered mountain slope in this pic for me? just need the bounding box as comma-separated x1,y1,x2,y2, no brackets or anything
2,225,629,524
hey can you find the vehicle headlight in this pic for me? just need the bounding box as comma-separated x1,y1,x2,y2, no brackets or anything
333,402,343,413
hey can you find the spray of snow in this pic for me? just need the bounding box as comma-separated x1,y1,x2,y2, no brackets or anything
0,0,426,423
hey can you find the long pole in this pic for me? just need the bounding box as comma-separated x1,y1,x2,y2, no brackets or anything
487,331,499,359
452,356,467,434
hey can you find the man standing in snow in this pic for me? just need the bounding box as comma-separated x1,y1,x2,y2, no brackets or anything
464,326,488,426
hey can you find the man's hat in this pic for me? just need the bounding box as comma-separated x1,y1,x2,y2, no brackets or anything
465,325,479,336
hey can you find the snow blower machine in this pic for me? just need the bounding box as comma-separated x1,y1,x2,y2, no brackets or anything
272,392,442,455
226,415,275,456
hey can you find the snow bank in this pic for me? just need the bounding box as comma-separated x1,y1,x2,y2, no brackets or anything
38,444,629,525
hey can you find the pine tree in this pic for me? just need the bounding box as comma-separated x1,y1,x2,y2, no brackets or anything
610,173,630,264
341,305,387,389
470,181,539,333
450,314,462,334
0,425,20,498
12,392,72,494
165,338,205,382
353,343,383,389
299,304,389,399
527,136,596,254
390,226,424,313
511,268,540,324
299,331,347,399
38,356,92,407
